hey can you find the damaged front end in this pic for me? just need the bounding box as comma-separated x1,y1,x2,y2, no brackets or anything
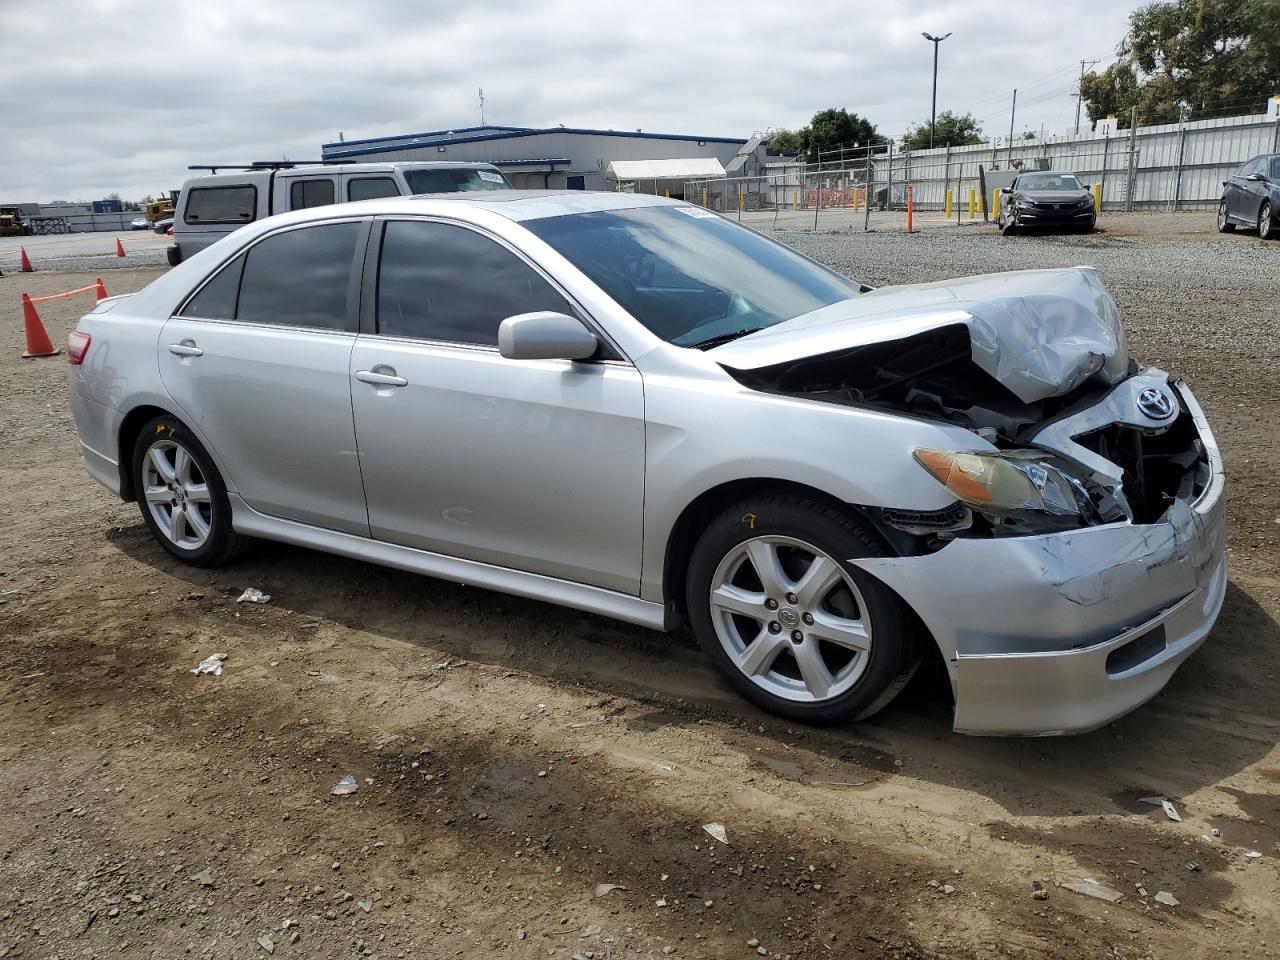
715,266,1226,734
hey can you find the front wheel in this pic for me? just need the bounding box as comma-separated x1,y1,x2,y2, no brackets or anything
999,213,1017,236
686,494,920,724
1260,202,1276,240
131,415,245,567
1217,199,1235,233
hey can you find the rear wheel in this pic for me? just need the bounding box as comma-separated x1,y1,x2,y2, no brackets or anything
1217,199,1235,232
1260,202,1276,240
686,494,919,724
131,415,245,567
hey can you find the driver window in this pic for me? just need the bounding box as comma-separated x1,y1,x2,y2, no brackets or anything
376,220,571,346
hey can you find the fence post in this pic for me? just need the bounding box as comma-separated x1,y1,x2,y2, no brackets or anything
1171,124,1187,211
943,144,952,212
886,141,894,211
1099,131,1110,209
863,159,873,231
1125,106,1138,212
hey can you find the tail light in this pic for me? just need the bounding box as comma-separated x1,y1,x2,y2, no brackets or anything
67,331,92,365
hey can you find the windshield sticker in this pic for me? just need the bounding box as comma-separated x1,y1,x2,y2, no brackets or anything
675,205,718,219
477,170,505,183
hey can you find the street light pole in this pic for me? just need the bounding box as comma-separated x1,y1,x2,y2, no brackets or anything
921,31,952,149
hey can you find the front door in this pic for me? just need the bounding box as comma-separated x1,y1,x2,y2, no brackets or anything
159,219,370,535
349,218,646,593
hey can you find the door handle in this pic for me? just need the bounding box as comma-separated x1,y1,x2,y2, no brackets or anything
355,368,408,387
168,342,203,358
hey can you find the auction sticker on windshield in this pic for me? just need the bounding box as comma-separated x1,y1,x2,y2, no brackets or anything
675,205,719,218
477,170,505,183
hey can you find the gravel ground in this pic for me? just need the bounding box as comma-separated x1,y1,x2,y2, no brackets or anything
0,217,1277,960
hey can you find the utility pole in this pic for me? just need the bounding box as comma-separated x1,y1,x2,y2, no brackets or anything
1007,88,1017,164
1074,59,1099,134
478,88,486,125
921,32,953,149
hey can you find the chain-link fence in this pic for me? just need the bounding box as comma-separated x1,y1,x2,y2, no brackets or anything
679,109,1280,230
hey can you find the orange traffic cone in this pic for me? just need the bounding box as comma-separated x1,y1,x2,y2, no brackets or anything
115,238,126,257
95,277,108,300
21,294,59,358
20,246,34,272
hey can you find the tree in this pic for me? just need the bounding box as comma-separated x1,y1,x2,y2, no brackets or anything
767,128,804,154
900,111,985,151
802,108,884,160
1081,0,1280,126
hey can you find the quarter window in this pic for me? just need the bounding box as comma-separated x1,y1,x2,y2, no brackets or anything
348,177,401,201
183,256,245,320
289,179,336,210
184,185,256,225
235,223,361,331
376,220,570,345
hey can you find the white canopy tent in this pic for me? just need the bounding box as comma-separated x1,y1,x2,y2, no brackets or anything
605,158,725,196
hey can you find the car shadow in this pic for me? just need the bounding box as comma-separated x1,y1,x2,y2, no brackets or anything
109,523,1278,820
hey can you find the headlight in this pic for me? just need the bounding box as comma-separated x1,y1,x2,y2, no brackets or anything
913,448,1088,517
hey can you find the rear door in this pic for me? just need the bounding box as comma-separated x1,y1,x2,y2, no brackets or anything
1225,158,1259,220
348,217,646,593
283,175,339,212
158,218,371,535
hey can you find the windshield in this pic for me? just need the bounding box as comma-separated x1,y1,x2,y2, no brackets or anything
523,205,862,347
1017,173,1082,191
404,168,509,193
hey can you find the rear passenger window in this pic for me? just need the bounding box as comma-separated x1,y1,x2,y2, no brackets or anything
184,186,256,224
183,256,245,320
235,223,361,331
348,177,401,202
290,179,335,210
376,220,570,345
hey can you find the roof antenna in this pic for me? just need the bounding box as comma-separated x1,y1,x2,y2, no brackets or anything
478,87,486,125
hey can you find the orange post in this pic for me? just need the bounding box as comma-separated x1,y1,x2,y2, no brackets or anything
906,185,914,233
21,293,59,358
20,246,34,272
95,277,108,300
115,238,127,257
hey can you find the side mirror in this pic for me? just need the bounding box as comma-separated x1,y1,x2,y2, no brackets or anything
498,311,599,361
1246,173,1265,182
1000,186,1013,194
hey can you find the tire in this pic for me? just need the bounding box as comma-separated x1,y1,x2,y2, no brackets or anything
999,214,1017,236
1217,200,1235,233
131,414,245,567
686,493,920,724
166,245,182,267
1260,202,1276,241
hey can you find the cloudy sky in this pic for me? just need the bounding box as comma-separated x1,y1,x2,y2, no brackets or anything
3,0,1136,202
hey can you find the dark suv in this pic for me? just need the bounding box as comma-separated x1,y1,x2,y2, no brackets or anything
1218,154,1280,240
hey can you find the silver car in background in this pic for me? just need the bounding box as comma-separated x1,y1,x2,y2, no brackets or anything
67,192,1226,735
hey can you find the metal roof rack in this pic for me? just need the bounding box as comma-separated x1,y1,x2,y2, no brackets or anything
186,160,332,173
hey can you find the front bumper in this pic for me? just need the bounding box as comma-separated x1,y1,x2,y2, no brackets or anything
1014,205,1094,225
854,381,1226,735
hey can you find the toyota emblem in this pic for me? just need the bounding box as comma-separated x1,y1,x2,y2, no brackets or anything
1137,387,1175,421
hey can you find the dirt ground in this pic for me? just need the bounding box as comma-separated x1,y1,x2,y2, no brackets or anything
1,218,1277,960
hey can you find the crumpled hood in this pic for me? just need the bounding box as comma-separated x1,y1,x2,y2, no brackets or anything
711,266,1128,403
1016,189,1090,204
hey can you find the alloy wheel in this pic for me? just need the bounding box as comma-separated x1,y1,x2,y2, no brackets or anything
708,535,873,703
1218,201,1228,230
141,439,213,549
1261,203,1275,240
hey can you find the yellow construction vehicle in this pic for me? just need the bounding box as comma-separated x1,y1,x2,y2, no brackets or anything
0,207,31,237
143,196,176,225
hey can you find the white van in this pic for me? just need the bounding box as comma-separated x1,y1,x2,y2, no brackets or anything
167,161,510,265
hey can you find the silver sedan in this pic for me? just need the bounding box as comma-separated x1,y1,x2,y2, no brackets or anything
67,191,1225,735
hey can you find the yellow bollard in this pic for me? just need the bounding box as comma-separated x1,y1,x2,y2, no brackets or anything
945,189,952,218
702,186,708,207
793,190,799,211
992,188,1000,218
1093,182,1102,212
664,188,670,198
967,188,976,219
738,185,743,211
